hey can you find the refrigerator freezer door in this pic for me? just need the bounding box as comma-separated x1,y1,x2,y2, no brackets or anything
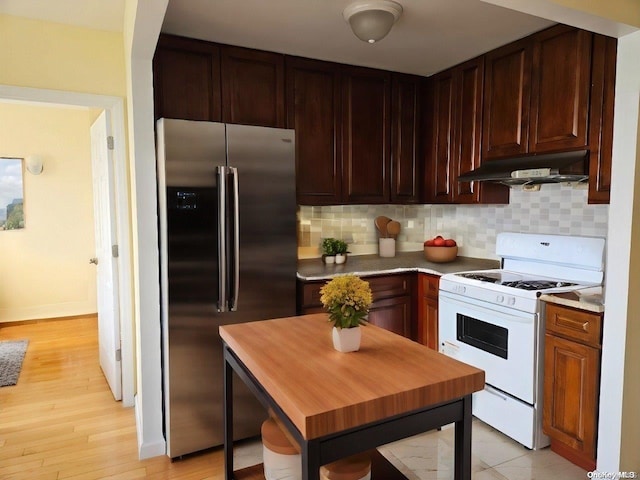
157,119,227,457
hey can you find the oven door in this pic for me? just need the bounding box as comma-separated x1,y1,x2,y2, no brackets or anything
438,290,538,405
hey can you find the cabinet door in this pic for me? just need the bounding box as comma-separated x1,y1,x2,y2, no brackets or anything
425,70,456,203
153,35,221,121
453,58,484,204
368,296,412,339
543,333,599,469
530,26,592,153
417,274,439,350
588,34,617,204
221,46,285,127
483,38,532,159
286,57,342,205
390,73,422,203
342,66,391,204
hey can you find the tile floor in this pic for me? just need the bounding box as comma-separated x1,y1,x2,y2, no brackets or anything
235,418,589,479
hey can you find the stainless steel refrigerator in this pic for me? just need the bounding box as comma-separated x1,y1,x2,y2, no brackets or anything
156,118,297,458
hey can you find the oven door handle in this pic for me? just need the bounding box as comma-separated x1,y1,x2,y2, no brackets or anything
484,385,509,401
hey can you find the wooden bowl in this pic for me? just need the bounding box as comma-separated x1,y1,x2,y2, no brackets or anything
424,245,458,263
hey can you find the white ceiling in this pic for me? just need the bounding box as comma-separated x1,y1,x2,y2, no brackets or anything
0,0,555,76
161,0,555,76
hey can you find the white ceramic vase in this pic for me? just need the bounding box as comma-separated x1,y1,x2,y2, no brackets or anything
324,255,336,264
335,253,347,264
332,326,362,353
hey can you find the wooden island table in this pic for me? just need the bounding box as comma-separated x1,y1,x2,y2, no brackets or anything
220,313,485,480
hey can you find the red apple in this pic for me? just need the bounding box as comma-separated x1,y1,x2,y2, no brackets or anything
433,237,446,246
425,239,435,246
444,239,457,247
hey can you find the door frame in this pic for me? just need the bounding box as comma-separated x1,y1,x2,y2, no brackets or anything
0,84,134,407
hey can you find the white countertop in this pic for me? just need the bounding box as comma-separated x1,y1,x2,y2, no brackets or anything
540,287,605,314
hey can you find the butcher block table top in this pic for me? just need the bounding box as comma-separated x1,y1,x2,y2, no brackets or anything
219,313,485,440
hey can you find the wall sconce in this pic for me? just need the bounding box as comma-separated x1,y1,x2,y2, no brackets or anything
343,0,403,44
26,155,44,175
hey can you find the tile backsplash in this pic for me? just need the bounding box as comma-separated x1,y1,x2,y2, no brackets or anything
298,183,609,260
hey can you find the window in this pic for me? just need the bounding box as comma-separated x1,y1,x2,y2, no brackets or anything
0,158,25,230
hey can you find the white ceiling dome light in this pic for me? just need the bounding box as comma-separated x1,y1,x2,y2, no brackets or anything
343,0,403,44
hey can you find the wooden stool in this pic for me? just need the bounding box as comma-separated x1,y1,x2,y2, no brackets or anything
261,418,301,480
320,452,371,480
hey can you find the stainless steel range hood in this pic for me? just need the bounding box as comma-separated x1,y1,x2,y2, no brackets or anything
458,150,589,186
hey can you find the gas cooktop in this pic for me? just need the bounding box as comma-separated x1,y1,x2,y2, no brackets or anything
455,272,578,291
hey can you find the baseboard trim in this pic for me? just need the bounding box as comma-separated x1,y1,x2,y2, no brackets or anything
135,394,166,459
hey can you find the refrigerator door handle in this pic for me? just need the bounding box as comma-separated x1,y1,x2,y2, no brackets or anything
217,166,227,312
229,167,240,311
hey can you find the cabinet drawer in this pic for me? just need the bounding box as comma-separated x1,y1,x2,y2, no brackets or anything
366,274,413,301
299,274,413,309
546,303,602,347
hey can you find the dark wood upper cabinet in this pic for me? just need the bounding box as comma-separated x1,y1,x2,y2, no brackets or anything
588,34,617,204
482,37,533,160
456,58,509,204
286,57,342,205
390,74,422,203
530,25,592,152
341,66,392,204
153,26,616,206
153,35,221,121
425,69,456,203
221,46,285,128
426,57,509,204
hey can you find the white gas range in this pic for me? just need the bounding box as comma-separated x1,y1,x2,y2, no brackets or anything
438,232,605,450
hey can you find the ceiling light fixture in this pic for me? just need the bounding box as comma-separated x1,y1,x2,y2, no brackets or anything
343,0,403,44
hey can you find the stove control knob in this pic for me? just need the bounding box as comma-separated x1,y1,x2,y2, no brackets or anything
496,294,504,303
507,297,516,306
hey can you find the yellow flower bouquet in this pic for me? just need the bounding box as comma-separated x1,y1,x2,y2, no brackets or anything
320,274,373,329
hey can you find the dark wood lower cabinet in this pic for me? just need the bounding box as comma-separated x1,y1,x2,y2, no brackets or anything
367,295,412,338
543,303,603,471
298,273,415,340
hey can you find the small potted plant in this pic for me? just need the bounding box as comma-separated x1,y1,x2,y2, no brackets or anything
321,238,338,264
320,274,372,352
334,239,349,264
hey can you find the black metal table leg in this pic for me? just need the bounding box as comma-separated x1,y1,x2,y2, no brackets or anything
223,348,234,480
454,394,472,480
301,440,321,480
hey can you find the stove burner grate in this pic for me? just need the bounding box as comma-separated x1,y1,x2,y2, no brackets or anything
456,273,501,283
500,280,577,290
455,273,578,291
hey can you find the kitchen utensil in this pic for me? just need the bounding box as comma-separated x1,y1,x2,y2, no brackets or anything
374,216,391,238
387,220,401,238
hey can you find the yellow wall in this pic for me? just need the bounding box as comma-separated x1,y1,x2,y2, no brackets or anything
0,103,97,321
0,14,125,96
552,0,640,28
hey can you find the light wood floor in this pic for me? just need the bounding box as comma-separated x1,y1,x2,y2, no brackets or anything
0,315,226,480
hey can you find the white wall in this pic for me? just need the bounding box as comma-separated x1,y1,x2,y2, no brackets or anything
124,0,169,460
598,29,640,472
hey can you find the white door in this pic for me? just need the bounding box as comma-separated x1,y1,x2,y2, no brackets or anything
90,110,122,401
